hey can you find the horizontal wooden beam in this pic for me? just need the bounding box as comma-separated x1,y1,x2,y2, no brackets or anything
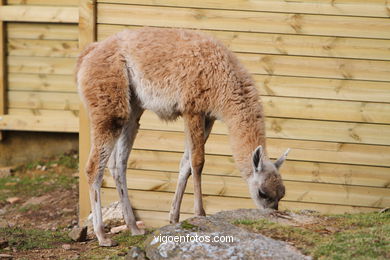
97,0,390,18
102,169,390,208
0,114,78,132
0,6,78,23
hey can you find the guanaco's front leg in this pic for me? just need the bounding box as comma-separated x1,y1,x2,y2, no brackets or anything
184,114,207,217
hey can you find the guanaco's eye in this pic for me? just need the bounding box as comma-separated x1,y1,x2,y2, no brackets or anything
258,190,268,199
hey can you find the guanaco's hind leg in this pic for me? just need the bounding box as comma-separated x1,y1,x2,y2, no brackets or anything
169,116,215,223
86,122,124,247
107,106,145,235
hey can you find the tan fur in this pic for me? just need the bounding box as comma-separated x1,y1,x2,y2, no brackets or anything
77,27,288,246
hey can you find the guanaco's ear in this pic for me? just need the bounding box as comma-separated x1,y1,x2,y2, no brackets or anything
252,145,264,172
274,148,291,169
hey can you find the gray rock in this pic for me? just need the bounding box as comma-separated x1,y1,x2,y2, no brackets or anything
62,244,71,250
21,195,50,208
144,209,311,260
69,226,88,242
126,247,148,260
85,201,124,233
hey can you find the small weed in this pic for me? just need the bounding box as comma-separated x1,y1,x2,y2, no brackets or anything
181,220,198,230
0,227,71,251
19,204,42,213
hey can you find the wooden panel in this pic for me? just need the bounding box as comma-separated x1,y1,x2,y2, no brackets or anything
7,23,78,40
0,6,78,23
101,188,380,216
79,0,96,221
132,209,192,228
97,0,390,18
140,111,390,145
8,108,79,118
7,91,79,110
138,96,390,125
132,129,390,167
98,24,390,61
7,39,78,58
262,96,390,124
7,56,75,75
7,90,390,124
7,0,79,5
129,203,377,229
0,114,78,132
8,73,76,92
237,53,390,82
0,0,5,119
97,4,390,39
102,169,390,208
253,75,390,103
126,149,390,188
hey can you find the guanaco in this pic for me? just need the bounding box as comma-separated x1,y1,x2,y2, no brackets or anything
76,27,290,246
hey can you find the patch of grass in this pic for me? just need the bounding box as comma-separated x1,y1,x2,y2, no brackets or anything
80,246,125,260
19,204,42,213
0,173,77,202
113,230,149,250
181,220,198,230
79,231,149,260
57,153,78,169
233,212,390,259
233,219,322,255
0,227,71,251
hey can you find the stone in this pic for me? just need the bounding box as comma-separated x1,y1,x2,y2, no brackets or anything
125,247,147,260
85,201,125,232
62,244,71,250
21,195,50,207
0,167,13,178
144,209,311,260
110,225,127,234
0,254,13,260
5,197,20,204
69,226,88,242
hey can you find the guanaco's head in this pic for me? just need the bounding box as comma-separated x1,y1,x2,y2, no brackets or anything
247,145,290,211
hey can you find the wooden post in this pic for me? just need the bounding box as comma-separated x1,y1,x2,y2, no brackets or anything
0,0,6,141
79,0,96,222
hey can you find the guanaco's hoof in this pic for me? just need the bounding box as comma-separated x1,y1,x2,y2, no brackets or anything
132,228,145,236
99,238,118,247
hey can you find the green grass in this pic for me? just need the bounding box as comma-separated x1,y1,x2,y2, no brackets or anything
233,212,390,259
0,227,71,251
0,173,77,202
180,220,199,230
113,230,149,249
78,231,149,259
18,204,42,213
0,153,79,202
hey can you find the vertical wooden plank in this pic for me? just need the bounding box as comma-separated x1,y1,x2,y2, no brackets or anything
79,0,96,221
0,0,6,140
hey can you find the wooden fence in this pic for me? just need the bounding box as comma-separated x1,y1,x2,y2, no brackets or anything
0,0,389,227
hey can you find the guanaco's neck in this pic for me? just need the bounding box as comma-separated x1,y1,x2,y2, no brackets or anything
222,90,267,180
